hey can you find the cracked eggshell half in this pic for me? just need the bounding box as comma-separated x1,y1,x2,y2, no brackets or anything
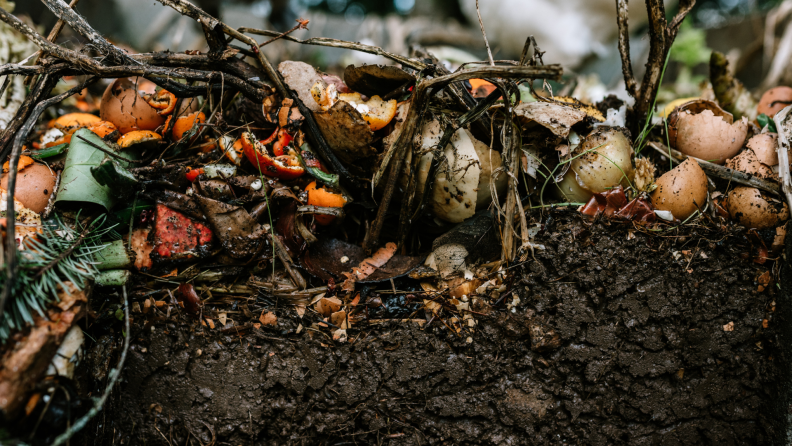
668,100,748,164
650,158,708,220
726,186,789,229
431,126,505,223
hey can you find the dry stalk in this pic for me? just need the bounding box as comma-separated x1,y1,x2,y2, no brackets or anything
615,0,697,125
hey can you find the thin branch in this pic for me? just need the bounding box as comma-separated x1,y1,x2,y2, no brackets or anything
258,18,309,48
238,28,427,71
615,0,637,97
24,0,80,86
475,0,495,66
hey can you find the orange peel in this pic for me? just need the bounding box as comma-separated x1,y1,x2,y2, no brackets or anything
306,180,346,225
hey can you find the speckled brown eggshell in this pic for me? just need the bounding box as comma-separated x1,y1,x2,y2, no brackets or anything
672,109,748,164
757,86,792,118
1,163,56,214
727,186,789,229
650,158,708,220
725,149,776,180
746,133,780,166
100,77,165,134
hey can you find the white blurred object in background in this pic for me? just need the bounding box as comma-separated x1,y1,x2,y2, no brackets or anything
459,0,673,68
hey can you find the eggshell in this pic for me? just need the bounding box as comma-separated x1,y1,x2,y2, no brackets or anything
726,149,776,179
727,186,789,229
757,86,792,118
650,158,708,220
100,77,166,133
746,133,780,166
570,128,634,193
0,163,57,214
670,109,748,164
555,168,594,203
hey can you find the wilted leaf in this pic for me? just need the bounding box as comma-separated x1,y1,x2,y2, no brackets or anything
259,311,278,326
343,64,415,97
513,102,587,138
195,194,265,258
313,100,375,164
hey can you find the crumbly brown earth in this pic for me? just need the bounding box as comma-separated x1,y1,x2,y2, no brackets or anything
81,210,783,445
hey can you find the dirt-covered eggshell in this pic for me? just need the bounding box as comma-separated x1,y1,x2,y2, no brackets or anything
1,163,56,214
100,77,165,134
570,128,634,193
746,133,780,166
727,187,789,229
650,158,708,220
757,86,792,118
725,149,776,180
671,109,748,164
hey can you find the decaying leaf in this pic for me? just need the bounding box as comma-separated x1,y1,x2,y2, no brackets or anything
195,195,265,258
343,64,415,97
259,311,278,326
341,242,398,290
279,61,324,112
315,297,342,317
513,102,587,138
313,100,375,164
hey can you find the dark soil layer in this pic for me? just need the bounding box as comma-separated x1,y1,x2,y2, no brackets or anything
84,211,783,445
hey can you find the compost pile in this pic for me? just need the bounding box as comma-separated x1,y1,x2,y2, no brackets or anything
0,0,791,444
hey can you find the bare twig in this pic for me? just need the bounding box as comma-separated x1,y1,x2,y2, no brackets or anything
238,28,427,71
615,0,637,97
24,0,80,86
615,0,697,125
258,18,309,48
41,0,137,65
475,0,495,66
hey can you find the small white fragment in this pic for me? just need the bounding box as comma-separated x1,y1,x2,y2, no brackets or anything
340,256,349,264
655,210,674,221
251,179,262,191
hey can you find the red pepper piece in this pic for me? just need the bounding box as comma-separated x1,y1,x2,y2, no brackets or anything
185,167,204,182
241,131,305,180
272,128,293,156
151,204,213,262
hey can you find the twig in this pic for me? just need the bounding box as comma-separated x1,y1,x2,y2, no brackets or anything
475,0,495,66
24,0,80,86
258,18,309,47
238,28,427,70
41,0,137,65
615,0,697,125
615,0,637,97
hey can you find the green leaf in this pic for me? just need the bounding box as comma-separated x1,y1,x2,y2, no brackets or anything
55,129,139,211
757,113,778,133
115,308,124,321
